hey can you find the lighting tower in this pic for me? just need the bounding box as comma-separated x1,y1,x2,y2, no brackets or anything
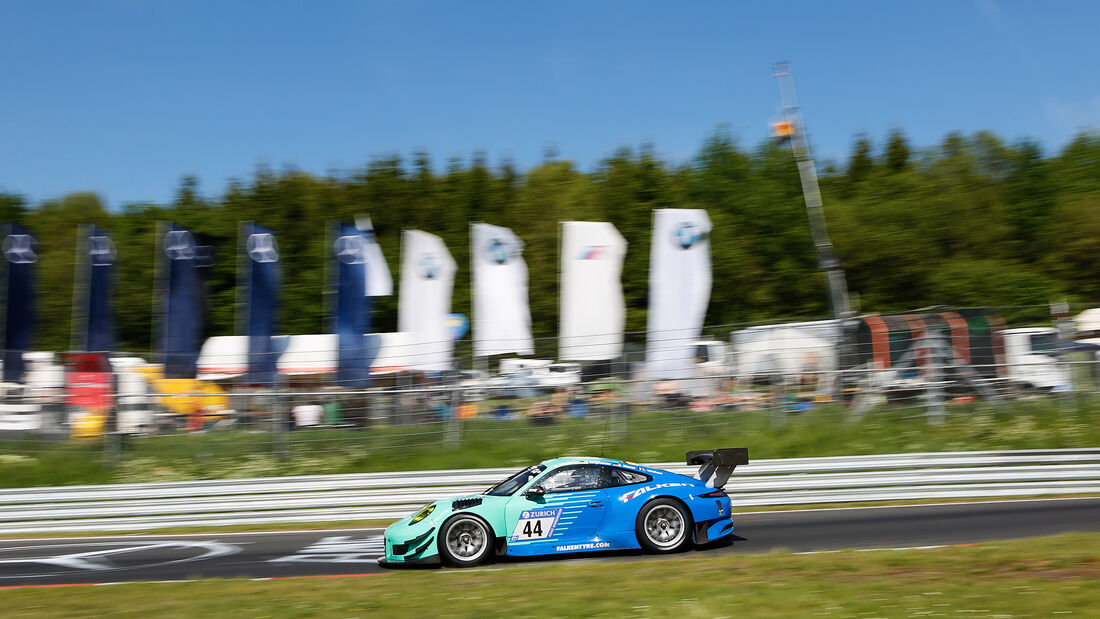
772,62,853,319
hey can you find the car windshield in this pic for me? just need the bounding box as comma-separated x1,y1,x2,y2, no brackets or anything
485,464,546,496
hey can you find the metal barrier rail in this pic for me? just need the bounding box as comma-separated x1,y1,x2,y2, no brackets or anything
2,448,1098,534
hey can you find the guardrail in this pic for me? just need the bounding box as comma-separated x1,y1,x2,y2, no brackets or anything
2,448,1098,534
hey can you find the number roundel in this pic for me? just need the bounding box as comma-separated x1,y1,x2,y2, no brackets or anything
510,508,562,542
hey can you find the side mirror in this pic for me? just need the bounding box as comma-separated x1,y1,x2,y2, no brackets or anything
525,485,546,498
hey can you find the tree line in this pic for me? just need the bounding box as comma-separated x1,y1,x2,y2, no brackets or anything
3,128,1099,358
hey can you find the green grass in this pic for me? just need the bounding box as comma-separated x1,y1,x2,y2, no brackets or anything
2,397,1099,488
5,533,1098,617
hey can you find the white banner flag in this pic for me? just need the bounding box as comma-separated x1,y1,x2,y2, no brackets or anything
355,215,393,297
559,221,627,360
472,223,534,357
398,229,457,371
646,209,712,380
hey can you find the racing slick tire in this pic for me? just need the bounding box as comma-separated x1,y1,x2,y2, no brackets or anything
438,514,494,567
635,497,692,553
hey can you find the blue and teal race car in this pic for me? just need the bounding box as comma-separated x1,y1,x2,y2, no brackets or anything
383,448,748,567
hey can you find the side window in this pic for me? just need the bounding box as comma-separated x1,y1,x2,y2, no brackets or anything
609,467,651,487
540,465,608,493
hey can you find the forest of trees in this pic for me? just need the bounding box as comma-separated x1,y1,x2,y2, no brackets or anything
3,128,1100,357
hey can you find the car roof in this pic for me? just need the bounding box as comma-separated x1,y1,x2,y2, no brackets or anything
537,456,640,468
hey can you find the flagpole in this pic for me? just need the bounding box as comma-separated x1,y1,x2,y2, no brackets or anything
70,224,88,353
152,222,166,365
236,221,248,338
469,221,477,372
557,220,566,363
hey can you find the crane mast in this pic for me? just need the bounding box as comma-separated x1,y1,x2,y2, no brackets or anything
772,62,853,319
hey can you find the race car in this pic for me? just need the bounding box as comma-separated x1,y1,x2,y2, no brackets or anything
382,448,748,567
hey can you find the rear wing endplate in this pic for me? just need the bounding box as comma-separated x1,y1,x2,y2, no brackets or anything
686,448,749,489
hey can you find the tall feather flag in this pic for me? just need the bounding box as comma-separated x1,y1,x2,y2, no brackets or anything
356,216,393,297
559,221,627,360
161,223,207,379
333,222,373,387
472,223,534,357
398,229,457,371
243,223,280,385
81,225,116,352
2,224,36,383
645,209,712,382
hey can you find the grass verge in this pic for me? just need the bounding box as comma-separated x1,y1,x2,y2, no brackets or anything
2,397,1098,488
5,533,1099,617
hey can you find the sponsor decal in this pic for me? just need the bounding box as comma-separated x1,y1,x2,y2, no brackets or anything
88,235,116,266
673,221,707,250
164,230,197,260
510,507,562,541
554,542,611,552
577,245,607,260
246,233,279,263
418,252,441,279
333,234,368,264
486,238,513,265
2,234,37,264
619,482,692,502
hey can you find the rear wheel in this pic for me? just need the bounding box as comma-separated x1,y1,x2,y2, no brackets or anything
438,515,492,567
635,498,691,553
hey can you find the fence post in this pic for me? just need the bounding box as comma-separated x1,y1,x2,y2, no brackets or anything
443,386,462,446
925,332,946,426
272,389,288,462
1053,301,1076,412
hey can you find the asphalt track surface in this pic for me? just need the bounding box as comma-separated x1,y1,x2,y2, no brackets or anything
2,497,1097,587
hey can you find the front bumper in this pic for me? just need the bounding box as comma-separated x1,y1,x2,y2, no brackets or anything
384,524,440,563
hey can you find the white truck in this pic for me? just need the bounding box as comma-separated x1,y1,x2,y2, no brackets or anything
1000,327,1071,391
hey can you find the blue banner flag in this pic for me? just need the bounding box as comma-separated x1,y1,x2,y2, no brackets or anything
244,223,280,385
161,224,205,379
84,226,116,352
333,222,373,387
3,224,36,383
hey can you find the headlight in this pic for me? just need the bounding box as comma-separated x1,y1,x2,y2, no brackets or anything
410,504,435,524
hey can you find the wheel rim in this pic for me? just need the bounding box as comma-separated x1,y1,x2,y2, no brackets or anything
644,505,685,548
446,518,487,561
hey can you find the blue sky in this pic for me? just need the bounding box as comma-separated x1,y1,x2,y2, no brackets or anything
1,1,1097,208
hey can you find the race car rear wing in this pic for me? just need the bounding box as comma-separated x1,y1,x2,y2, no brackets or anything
686,448,749,489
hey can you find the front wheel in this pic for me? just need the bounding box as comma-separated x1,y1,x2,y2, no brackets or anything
437,515,493,567
636,498,691,553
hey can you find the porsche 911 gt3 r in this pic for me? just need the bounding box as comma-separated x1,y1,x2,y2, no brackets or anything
383,448,748,567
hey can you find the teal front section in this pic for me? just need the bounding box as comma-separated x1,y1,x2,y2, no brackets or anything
384,495,508,564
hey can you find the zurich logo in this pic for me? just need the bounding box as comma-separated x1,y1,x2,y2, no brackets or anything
88,235,116,266
164,230,195,261
419,253,441,280
578,245,607,260
333,235,367,264
487,238,511,265
674,222,705,250
246,233,279,263
3,234,37,264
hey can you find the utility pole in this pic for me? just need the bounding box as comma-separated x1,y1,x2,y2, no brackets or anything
772,62,853,320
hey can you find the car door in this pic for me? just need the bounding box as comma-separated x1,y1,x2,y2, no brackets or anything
505,465,610,553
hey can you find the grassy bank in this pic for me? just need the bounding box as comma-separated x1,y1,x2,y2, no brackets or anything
5,533,1099,617
2,398,1098,488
